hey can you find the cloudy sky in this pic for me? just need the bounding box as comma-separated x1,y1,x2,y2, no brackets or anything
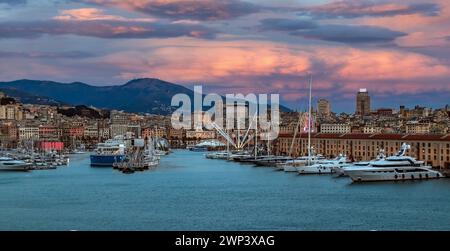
0,0,449,112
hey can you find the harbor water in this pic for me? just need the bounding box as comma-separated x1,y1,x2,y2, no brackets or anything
1,150,450,231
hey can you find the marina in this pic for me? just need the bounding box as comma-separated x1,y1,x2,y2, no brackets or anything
0,149,450,231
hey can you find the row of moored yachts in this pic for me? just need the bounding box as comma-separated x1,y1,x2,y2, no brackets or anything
0,151,70,171
205,143,444,182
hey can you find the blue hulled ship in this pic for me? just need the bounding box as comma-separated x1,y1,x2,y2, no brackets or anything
90,137,126,167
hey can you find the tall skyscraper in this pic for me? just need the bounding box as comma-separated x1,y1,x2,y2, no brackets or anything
317,99,331,118
356,89,371,116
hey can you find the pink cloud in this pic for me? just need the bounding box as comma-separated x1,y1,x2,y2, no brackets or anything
103,39,312,82
94,39,450,103
81,0,261,21
54,8,156,22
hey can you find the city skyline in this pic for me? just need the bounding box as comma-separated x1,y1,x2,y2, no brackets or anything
0,0,450,112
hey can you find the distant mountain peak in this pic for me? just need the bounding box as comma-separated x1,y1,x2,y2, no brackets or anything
0,78,292,114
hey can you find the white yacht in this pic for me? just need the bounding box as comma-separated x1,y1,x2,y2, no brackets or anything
345,144,444,182
205,151,231,160
228,152,252,161
333,150,386,176
298,155,350,174
277,155,325,172
0,157,32,171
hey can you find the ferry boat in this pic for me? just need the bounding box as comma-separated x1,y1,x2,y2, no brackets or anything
345,144,444,182
0,157,32,171
90,137,126,167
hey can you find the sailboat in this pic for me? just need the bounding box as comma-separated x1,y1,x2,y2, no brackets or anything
296,75,350,174
250,120,292,167
280,75,324,172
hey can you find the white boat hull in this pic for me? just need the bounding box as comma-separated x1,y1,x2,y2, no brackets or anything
297,165,334,174
283,165,299,172
0,163,31,171
346,169,443,182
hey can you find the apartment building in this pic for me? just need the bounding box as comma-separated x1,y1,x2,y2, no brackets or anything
320,123,351,134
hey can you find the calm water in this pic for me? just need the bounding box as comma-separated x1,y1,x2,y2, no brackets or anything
0,150,449,231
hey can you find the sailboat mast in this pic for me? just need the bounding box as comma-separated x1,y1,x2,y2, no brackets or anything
308,75,312,164
254,116,258,159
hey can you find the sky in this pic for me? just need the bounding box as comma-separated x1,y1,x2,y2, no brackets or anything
0,0,449,112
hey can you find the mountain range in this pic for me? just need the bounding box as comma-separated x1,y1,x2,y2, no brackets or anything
0,78,291,115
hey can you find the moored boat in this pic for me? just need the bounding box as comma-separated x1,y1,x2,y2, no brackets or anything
0,157,32,171
345,143,444,182
297,155,350,174
90,137,126,167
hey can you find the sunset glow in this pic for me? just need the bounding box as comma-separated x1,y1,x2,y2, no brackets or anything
1,0,449,111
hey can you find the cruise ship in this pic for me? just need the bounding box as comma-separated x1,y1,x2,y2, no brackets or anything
0,157,32,171
344,144,444,182
90,137,126,167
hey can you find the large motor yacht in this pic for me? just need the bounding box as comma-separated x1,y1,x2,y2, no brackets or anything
333,150,386,176
344,144,443,182
0,157,32,171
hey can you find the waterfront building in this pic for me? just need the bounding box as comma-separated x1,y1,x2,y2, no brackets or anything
38,125,60,141
362,125,383,134
186,130,216,140
356,89,371,116
18,126,40,140
98,126,110,140
84,124,99,139
66,126,85,138
142,126,167,139
280,122,298,134
400,105,432,119
110,110,129,124
0,122,18,147
406,121,431,134
110,124,128,138
320,123,351,134
0,104,23,121
169,128,185,140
